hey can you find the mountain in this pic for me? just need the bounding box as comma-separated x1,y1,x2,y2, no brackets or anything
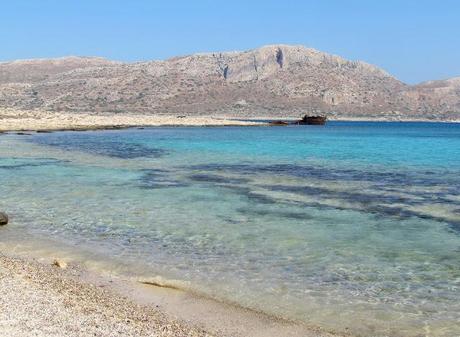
0,45,459,120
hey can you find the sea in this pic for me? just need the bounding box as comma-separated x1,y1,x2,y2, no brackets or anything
0,122,459,336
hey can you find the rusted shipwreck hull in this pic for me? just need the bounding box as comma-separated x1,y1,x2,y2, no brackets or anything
295,115,327,125
269,115,327,126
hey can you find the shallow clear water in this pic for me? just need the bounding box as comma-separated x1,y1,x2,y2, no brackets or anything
1,122,459,336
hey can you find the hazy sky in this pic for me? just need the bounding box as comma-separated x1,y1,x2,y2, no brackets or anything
1,0,459,84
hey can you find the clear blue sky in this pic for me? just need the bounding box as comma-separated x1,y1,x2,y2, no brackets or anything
1,0,459,84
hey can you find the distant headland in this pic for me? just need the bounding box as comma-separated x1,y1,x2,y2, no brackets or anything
1,44,459,126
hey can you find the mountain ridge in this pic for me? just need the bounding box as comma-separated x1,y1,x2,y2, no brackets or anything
0,44,459,120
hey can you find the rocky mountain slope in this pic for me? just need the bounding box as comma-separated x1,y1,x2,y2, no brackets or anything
0,45,459,120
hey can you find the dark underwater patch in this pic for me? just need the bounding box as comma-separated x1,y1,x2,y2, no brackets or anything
139,169,189,189
221,182,459,232
223,185,278,204
366,205,419,219
0,158,66,170
185,163,460,227
262,184,419,206
31,135,168,159
187,163,456,189
188,173,249,184
237,207,315,221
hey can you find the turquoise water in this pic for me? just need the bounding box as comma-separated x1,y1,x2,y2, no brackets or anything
0,122,459,336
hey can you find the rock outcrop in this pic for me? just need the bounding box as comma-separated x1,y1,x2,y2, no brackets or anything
0,45,459,120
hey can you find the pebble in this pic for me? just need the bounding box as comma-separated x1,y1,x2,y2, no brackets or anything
52,259,68,269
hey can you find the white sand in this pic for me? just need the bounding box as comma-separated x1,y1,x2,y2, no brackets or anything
0,108,264,131
0,253,216,337
0,248,343,337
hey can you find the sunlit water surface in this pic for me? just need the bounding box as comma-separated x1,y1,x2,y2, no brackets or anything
1,122,459,336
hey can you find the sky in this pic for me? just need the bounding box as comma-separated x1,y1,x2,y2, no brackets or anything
0,0,459,84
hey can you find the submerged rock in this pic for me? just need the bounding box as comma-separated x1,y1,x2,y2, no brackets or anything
52,258,68,269
0,212,8,225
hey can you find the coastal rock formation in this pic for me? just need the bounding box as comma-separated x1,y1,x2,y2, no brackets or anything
0,45,459,120
0,212,8,225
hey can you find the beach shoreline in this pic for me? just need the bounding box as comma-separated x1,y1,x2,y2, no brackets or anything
1,108,459,132
0,237,342,337
0,108,265,132
0,251,216,337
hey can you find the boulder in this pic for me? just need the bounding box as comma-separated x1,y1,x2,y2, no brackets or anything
0,212,8,225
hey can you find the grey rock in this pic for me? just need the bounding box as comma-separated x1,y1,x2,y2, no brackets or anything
0,212,8,226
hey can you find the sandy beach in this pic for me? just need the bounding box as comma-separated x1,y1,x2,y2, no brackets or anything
0,253,216,337
0,243,341,337
1,2,459,336
0,108,265,132
1,108,458,133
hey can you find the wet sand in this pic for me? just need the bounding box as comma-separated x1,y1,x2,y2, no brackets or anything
0,247,342,337
0,253,216,337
